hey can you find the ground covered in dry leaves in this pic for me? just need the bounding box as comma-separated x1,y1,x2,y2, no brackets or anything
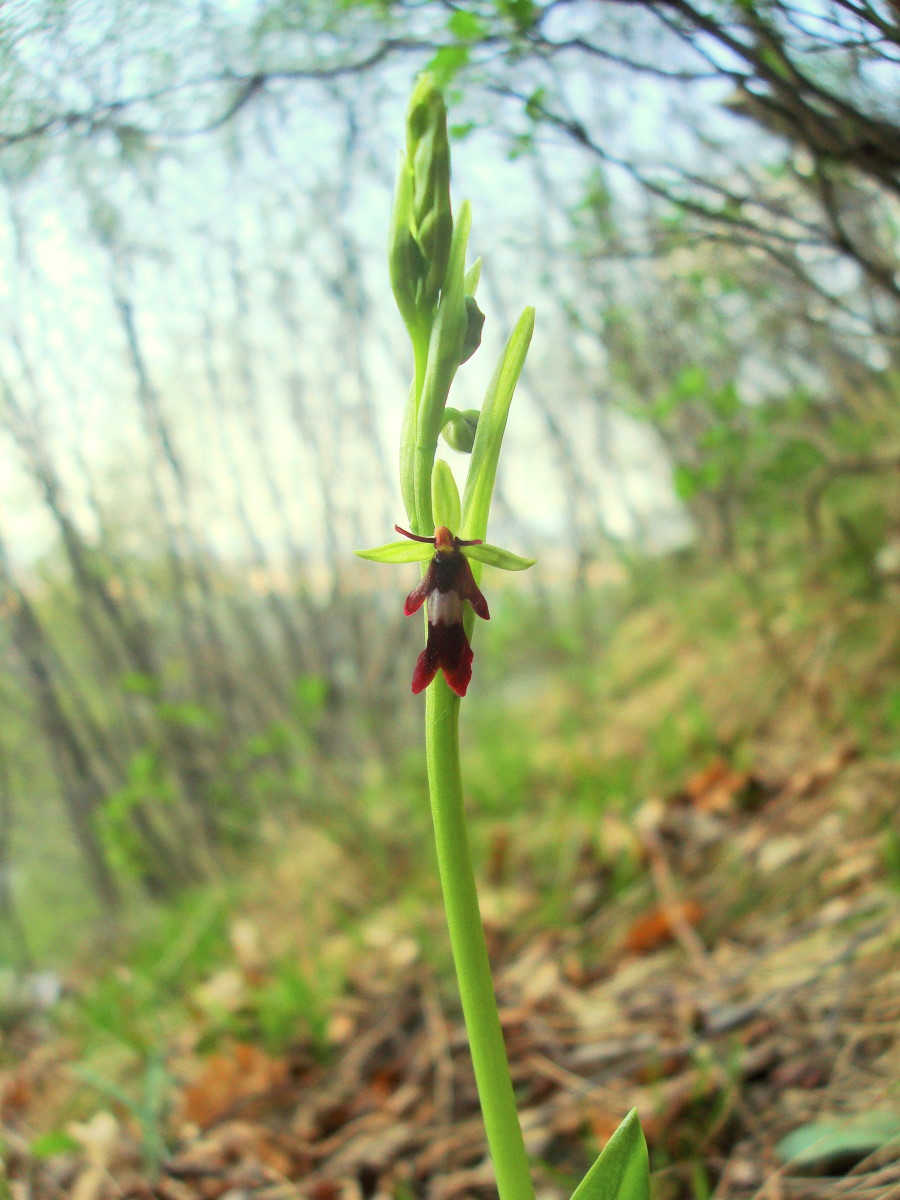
3,743,899,1200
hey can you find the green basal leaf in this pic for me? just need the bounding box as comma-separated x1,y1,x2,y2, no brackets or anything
570,1109,650,1200
462,543,535,571
355,541,434,564
461,305,534,542
432,459,461,530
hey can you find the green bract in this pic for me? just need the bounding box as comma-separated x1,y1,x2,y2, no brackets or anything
461,306,535,543
432,459,461,530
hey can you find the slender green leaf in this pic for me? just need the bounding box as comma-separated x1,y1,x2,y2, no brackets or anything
461,306,534,542
432,459,461,530
355,541,433,564
462,543,535,571
570,1109,650,1200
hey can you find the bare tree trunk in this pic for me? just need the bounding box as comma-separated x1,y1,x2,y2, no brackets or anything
0,540,121,909
0,739,33,970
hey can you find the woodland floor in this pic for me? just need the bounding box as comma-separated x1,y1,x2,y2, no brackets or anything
3,738,900,1200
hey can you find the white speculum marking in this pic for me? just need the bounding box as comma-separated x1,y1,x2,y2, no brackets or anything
428,589,463,626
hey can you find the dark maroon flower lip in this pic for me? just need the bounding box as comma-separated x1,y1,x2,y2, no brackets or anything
397,525,490,696
411,618,473,696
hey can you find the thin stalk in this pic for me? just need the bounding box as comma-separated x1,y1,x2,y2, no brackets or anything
425,677,535,1200
412,329,430,410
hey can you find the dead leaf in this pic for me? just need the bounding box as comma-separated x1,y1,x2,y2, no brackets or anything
179,1042,289,1129
625,901,704,954
679,756,749,812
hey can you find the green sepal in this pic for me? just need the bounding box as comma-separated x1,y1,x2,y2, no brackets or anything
462,543,535,571
432,459,461,531
461,305,535,542
355,541,434,564
464,257,482,295
569,1109,650,1200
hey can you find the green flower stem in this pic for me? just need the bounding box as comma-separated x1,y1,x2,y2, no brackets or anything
412,330,430,412
425,677,535,1200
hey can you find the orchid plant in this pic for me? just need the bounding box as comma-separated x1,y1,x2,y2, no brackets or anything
358,76,650,1200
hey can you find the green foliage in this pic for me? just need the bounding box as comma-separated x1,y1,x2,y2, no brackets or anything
66,890,229,1053
74,1050,171,1177
27,1130,80,1159
495,0,538,33
427,43,470,87
447,10,489,41
242,959,331,1056
882,827,900,890
98,750,175,879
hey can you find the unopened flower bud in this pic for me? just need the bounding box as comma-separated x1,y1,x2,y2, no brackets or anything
460,296,485,363
442,408,480,454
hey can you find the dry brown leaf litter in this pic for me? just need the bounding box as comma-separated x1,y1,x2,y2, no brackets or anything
2,746,898,1200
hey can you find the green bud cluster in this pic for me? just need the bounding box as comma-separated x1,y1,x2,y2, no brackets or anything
389,76,454,331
